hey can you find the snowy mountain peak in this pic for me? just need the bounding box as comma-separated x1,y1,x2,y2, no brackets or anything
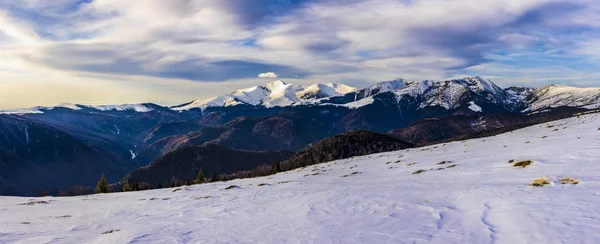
262,80,288,91
357,79,411,98
55,103,83,110
86,103,155,112
452,76,505,95
297,83,357,100
371,79,410,91
524,84,600,112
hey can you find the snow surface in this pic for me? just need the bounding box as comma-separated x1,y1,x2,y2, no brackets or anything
468,101,483,112
1,112,600,243
340,96,376,108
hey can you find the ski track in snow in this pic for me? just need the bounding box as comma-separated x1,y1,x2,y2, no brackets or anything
1,113,600,243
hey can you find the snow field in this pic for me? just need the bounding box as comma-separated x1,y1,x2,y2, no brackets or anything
0,113,599,243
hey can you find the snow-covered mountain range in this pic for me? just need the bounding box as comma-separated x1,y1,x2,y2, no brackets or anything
0,103,160,114
2,77,598,114
2,112,598,243
168,76,599,113
170,80,357,110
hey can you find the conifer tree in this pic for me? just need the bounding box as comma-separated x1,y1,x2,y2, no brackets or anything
133,182,139,191
212,173,220,182
156,182,162,189
96,173,109,194
122,182,132,192
272,162,282,175
195,169,205,184
185,179,191,186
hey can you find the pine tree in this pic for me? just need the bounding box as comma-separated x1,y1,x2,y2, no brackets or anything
271,162,281,175
170,181,175,188
156,182,162,189
185,179,191,186
133,182,139,191
122,182,132,192
212,173,220,182
96,173,109,194
195,169,205,184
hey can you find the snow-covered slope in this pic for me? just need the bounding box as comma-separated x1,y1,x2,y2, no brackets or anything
87,104,154,113
172,80,357,110
525,85,600,112
1,112,599,243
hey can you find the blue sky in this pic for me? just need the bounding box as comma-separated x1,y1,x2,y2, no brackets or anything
0,0,600,108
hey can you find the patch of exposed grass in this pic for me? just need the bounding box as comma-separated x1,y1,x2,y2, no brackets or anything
18,200,49,206
412,169,426,175
223,185,239,190
257,183,269,186
513,160,533,168
172,188,182,192
437,161,449,165
530,178,550,187
102,229,121,234
508,159,515,163
407,162,417,166
559,178,581,185
446,164,458,168
193,196,212,200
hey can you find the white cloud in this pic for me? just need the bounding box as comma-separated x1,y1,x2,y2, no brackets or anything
258,72,278,78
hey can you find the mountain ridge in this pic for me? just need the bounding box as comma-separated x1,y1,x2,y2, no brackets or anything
2,77,598,114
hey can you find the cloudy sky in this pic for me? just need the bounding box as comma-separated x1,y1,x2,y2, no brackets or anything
1,0,600,109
